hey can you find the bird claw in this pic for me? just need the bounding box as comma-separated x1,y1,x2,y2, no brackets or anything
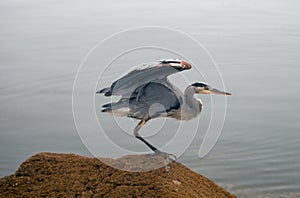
153,150,177,162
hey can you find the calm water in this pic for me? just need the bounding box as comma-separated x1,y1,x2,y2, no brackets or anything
1,0,300,197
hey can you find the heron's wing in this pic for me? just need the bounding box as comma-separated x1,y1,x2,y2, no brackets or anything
97,62,183,98
129,82,182,119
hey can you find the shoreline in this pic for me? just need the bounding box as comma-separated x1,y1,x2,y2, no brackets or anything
0,152,236,197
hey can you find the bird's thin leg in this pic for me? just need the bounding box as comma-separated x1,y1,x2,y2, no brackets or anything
133,119,177,161
133,119,158,152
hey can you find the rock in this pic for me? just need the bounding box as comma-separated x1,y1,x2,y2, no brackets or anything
0,152,236,197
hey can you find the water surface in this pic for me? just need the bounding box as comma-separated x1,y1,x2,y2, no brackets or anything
1,0,300,197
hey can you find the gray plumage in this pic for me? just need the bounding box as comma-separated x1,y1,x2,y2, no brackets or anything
97,60,189,98
97,59,231,155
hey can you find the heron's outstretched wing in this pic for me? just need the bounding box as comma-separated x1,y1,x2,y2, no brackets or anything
97,60,190,98
128,82,182,120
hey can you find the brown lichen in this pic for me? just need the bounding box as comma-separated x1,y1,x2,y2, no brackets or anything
0,152,236,198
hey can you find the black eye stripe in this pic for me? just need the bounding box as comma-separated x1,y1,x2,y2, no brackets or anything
191,82,208,87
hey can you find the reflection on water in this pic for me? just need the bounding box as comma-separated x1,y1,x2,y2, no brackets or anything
1,0,300,197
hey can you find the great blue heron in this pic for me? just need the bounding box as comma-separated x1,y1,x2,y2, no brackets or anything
97,59,231,157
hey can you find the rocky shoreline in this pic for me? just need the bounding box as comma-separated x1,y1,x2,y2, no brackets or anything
0,152,236,197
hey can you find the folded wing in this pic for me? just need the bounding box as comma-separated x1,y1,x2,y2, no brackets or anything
128,82,182,120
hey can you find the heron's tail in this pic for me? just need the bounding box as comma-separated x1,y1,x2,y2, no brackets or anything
101,98,130,115
101,108,112,113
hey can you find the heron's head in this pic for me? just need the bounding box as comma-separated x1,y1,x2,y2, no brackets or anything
191,82,232,95
160,59,192,71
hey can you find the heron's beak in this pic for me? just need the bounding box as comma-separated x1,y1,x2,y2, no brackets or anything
210,88,232,96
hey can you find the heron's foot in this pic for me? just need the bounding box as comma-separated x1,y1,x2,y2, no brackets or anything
153,150,177,162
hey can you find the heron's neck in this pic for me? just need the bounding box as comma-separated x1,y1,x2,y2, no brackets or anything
181,86,202,120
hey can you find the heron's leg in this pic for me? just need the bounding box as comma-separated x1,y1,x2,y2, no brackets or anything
133,119,158,152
